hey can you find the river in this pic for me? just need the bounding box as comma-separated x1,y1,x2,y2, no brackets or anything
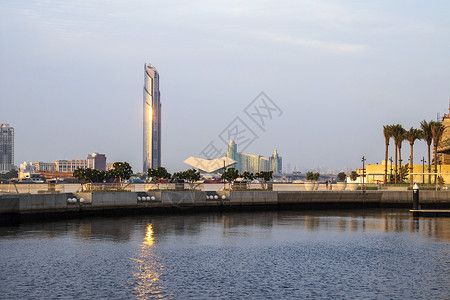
1,209,449,299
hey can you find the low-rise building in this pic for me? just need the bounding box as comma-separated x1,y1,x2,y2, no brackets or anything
54,159,88,172
361,160,448,184
34,161,56,171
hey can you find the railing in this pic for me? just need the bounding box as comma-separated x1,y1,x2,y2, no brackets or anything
2,182,448,194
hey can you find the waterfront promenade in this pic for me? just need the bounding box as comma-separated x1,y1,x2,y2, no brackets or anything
1,188,449,219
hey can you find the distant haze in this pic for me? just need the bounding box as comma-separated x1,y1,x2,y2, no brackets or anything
1,0,449,173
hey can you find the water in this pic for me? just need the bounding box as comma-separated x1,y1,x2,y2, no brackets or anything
1,210,449,299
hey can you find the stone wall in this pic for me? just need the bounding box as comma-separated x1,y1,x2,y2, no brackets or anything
1,190,449,216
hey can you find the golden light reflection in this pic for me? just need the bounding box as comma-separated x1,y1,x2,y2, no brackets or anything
144,223,154,246
131,223,171,299
149,105,153,122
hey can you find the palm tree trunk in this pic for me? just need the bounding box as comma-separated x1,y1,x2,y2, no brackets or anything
410,143,414,186
427,143,431,184
394,142,398,184
434,145,438,184
384,143,389,183
399,145,403,182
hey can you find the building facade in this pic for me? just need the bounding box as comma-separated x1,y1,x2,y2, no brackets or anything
143,62,162,172
34,161,56,171
87,152,106,171
54,159,88,173
226,140,282,174
0,124,14,173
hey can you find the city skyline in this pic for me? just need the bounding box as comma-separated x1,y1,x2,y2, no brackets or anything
1,1,449,173
143,63,162,172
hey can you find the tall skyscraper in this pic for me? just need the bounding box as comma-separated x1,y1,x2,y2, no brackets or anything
143,63,161,172
0,124,14,173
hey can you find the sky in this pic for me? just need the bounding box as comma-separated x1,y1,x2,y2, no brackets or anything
1,0,449,173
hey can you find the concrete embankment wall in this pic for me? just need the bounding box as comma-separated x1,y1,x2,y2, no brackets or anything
0,190,449,218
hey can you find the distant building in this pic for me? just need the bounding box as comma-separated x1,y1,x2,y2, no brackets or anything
87,153,106,171
226,140,282,174
143,62,162,172
0,124,14,174
54,159,88,172
184,157,236,173
19,161,35,171
34,161,56,172
106,163,115,171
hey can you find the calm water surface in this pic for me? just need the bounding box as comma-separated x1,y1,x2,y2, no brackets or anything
0,209,449,299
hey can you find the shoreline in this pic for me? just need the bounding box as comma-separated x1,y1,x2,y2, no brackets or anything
1,190,449,224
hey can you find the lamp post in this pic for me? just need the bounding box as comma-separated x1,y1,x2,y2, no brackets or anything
421,157,426,184
409,156,412,186
389,157,393,183
361,156,366,192
413,183,420,210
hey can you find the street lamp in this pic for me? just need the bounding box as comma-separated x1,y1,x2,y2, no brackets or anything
421,157,426,184
361,156,366,192
389,157,393,183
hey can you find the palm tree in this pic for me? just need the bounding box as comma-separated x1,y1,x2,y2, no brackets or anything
383,125,394,183
392,124,406,183
397,130,406,182
420,120,433,183
404,127,423,186
430,121,445,183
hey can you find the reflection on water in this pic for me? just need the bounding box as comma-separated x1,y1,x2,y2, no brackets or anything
0,209,449,299
1,210,448,242
144,224,154,246
132,223,171,299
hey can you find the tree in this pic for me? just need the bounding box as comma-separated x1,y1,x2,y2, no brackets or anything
183,169,201,190
395,163,409,183
73,168,113,185
305,171,314,182
312,172,320,182
404,127,423,186
148,166,171,188
221,167,239,189
73,168,88,184
430,121,445,184
112,162,133,183
383,125,394,183
350,171,358,181
420,120,433,184
171,171,184,182
255,171,273,189
337,172,346,181
0,168,18,180
392,124,406,184
241,171,255,189
241,171,255,181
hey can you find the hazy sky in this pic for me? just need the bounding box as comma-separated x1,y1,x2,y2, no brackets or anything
1,0,449,173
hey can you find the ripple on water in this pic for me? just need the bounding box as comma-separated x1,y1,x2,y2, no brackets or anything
0,211,449,299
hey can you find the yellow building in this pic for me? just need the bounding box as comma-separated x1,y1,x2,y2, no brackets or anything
362,161,449,184
437,112,450,164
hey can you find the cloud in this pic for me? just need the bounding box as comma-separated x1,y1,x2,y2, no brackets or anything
255,31,369,53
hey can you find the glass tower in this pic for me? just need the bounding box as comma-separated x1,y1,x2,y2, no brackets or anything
226,140,282,174
143,63,161,172
0,124,14,174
